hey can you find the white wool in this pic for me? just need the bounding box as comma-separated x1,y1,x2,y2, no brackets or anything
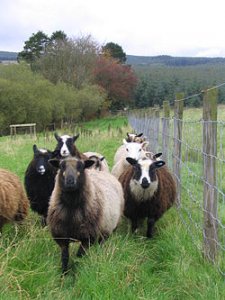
87,169,124,233
129,179,158,202
84,151,110,172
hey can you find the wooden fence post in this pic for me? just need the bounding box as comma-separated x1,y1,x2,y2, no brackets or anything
162,101,170,165
173,93,184,207
202,88,218,261
154,107,160,153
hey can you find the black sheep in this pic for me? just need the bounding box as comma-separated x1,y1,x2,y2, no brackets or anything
24,145,58,225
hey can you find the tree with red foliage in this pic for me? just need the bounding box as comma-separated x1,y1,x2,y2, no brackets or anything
93,56,137,110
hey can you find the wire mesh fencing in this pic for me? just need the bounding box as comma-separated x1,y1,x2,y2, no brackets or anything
128,88,225,276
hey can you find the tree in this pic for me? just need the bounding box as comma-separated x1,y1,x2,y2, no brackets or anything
35,34,99,88
50,30,67,42
18,31,49,63
93,56,137,110
102,42,126,63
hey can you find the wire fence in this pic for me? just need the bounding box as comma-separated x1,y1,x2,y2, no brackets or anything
127,85,225,276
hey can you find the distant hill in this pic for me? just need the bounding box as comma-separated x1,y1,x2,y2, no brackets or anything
0,51,18,61
2,51,225,67
126,55,225,67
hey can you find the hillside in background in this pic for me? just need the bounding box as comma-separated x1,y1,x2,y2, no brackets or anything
0,51,18,61
2,51,225,66
126,54,225,67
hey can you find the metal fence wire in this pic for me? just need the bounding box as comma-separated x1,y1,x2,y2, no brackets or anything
127,87,225,276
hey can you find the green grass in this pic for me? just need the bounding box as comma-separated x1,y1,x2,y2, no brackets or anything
0,116,224,299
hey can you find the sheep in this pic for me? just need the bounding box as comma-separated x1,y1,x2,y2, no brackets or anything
83,151,110,172
0,168,29,232
54,132,87,160
24,145,58,226
114,133,147,165
47,157,124,273
111,140,149,179
126,132,146,143
118,155,176,238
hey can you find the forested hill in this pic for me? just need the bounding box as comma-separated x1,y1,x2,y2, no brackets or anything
126,54,225,67
0,51,18,61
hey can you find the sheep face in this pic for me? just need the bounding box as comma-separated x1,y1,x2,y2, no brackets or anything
126,132,143,142
54,133,79,157
127,157,165,190
123,140,149,160
51,158,94,192
32,145,57,175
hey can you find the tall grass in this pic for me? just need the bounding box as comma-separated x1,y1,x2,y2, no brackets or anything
0,115,224,299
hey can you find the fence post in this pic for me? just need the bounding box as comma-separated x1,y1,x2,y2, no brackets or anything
154,107,160,153
173,93,184,207
162,101,170,165
202,88,218,261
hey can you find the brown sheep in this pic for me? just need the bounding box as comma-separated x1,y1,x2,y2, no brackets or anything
0,168,29,232
119,155,176,238
47,157,124,274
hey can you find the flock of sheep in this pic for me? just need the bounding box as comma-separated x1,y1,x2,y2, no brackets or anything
0,132,176,274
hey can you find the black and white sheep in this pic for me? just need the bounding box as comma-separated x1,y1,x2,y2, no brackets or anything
47,157,124,273
118,155,176,238
0,168,29,232
54,133,87,159
24,145,58,225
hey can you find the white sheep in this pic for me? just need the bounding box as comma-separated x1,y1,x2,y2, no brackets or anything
111,140,149,179
114,133,146,165
83,151,110,172
47,157,124,274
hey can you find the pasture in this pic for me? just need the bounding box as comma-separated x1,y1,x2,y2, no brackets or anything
0,115,224,299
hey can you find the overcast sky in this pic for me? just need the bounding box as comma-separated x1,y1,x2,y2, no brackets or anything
1,0,225,57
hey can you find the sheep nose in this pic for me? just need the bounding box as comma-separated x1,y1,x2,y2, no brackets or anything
66,175,75,186
141,178,150,189
38,166,45,174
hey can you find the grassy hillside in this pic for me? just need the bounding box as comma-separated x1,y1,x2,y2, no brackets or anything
126,54,225,67
0,115,224,299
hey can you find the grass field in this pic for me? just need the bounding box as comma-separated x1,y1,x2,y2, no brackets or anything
0,115,224,300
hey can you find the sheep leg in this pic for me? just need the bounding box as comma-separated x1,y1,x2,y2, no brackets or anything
41,215,47,227
77,238,93,257
131,219,138,233
60,242,70,274
0,216,5,233
146,218,155,238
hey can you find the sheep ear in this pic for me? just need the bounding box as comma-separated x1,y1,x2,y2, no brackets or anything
48,159,60,169
84,159,95,169
154,152,162,159
123,139,128,145
126,157,137,166
33,144,38,154
54,132,60,141
136,133,143,137
72,134,79,143
154,160,165,168
142,141,149,150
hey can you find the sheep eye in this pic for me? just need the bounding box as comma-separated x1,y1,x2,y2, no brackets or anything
126,148,128,152
139,149,141,152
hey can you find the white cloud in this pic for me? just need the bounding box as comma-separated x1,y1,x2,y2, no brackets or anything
1,0,225,56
